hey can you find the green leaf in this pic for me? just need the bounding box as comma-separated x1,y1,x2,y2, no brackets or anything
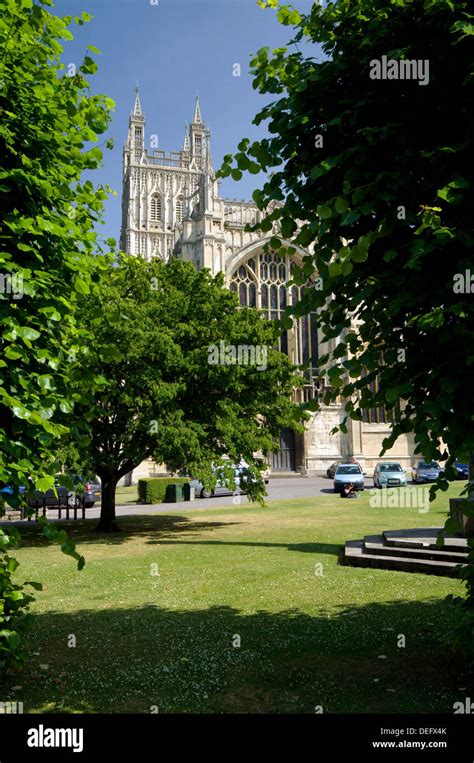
36,476,55,492
317,205,332,219
5,347,22,360
16,327,40,341
39,307,61,321
74,277,90,296
340,211,360,226
350,245,368,263
9,591,24,602
334,197,348,214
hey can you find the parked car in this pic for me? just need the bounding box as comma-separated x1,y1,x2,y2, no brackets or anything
412,461,443,484
69,474,101,508
373,462,407,488
333,463,365,494
19,479,66,509
22,474,101,509
191,463,263,499
453,461,469,480
327,458,362,479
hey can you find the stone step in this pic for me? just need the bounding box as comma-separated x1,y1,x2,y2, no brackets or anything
363,535,468,563
343,540,467,578
382,527,468,552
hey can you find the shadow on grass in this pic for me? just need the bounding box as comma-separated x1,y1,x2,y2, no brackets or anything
11,514,241,549
145,538,342,556
11,516,341,557
3,598,471,715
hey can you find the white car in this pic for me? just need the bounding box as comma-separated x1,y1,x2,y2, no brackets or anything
333,463,365,493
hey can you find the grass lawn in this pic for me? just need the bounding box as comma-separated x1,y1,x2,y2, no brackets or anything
114,485,139,506
4,483,473,714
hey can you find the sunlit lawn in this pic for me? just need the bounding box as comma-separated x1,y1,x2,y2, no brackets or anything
4,482,473,714
114,485,139,506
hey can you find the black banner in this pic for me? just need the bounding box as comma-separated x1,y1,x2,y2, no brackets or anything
0,713,472,761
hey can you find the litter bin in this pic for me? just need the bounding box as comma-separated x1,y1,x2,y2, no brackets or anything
165,483,184,503
183,483,195,502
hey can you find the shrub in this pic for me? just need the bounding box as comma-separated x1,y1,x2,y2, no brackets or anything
138,477,189,505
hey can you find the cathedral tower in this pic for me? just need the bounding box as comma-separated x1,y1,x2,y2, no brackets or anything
120,89,211,261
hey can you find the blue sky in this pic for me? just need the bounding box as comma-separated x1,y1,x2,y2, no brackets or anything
58,0,318,245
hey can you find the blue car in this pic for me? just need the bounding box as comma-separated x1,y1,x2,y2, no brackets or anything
0,484,23,514
453,462,469,480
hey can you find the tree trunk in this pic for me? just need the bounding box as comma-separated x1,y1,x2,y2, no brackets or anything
96,472,120,533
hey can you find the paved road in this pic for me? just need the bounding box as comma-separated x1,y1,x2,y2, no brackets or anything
89,475,366,519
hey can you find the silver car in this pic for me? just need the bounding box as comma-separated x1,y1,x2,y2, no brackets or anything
333,463,365,494
373,462,407,488
413,461,443,484
191,464,260,499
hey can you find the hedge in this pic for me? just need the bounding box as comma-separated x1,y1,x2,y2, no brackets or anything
138,477,190,505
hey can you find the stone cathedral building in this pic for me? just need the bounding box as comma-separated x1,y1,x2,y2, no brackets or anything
120,89,416,479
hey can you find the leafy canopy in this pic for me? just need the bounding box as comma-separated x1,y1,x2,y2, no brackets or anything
0,0,115,504
219,0,474,489
0,0,114,672
69,256,306,531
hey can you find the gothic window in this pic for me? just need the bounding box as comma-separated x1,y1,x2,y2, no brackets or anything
134,127,142,147
229,251,319,377
176,197,183,223
195,135,202,157
150,194,162,222
361,372,400,424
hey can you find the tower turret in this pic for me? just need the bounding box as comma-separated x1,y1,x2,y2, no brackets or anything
127,84,145,165
189,95,208,169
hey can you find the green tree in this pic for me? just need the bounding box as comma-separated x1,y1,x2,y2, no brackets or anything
0,0,114,673
71,256,305,532
219,0,474,657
